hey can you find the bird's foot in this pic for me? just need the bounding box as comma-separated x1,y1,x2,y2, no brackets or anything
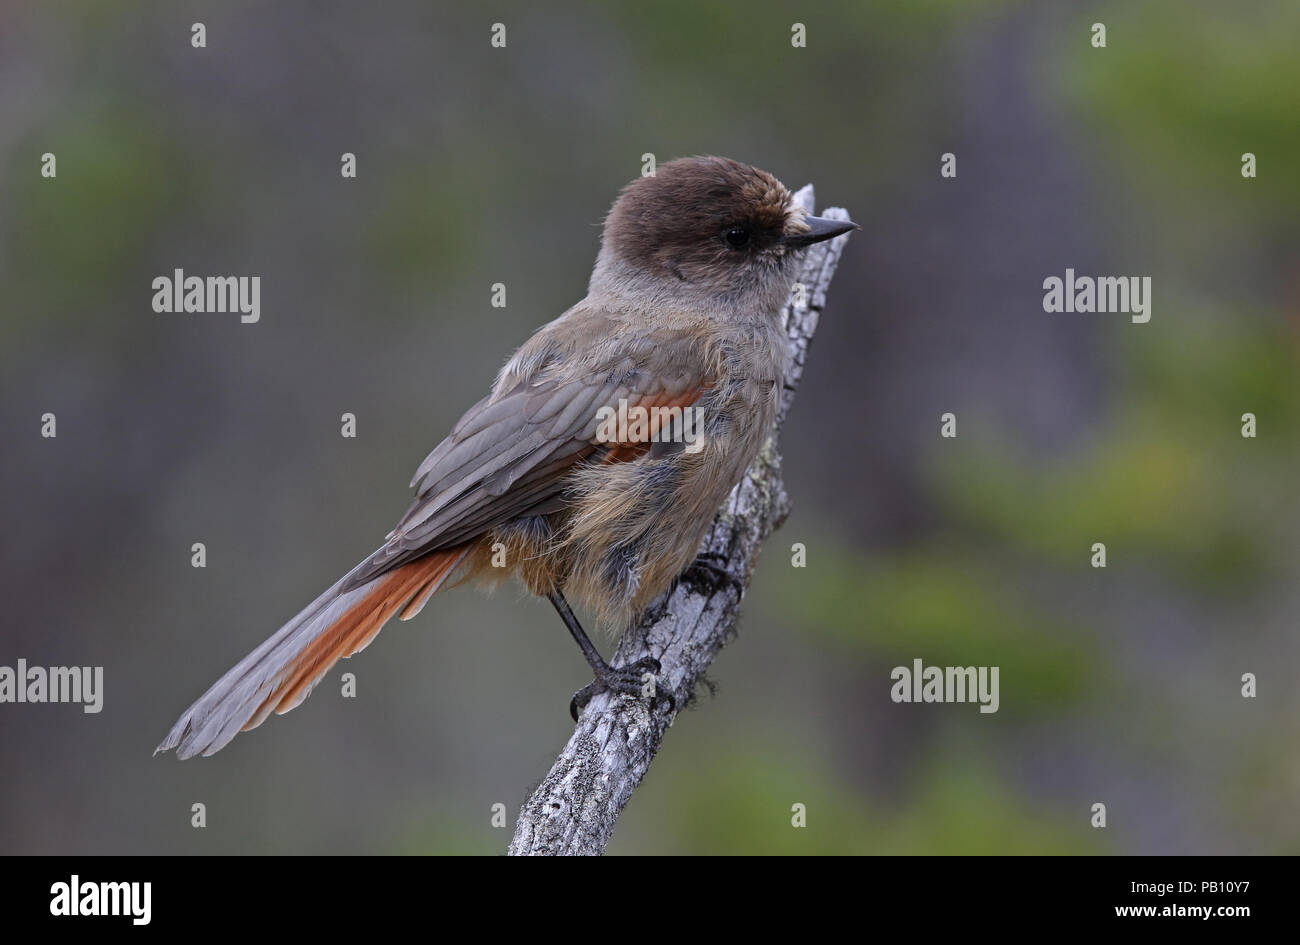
680,551,739,595
569,656,674,721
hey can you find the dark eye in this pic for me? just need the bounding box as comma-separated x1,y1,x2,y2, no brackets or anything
724,226,750,248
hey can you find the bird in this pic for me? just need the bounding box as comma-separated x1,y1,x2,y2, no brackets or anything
156,156,856,759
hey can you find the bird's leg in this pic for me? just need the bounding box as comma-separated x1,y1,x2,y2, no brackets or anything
547,590,673,721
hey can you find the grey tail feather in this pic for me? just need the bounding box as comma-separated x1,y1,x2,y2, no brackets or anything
155,550,386,760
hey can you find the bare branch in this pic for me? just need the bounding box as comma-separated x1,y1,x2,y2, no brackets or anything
508,185,852,856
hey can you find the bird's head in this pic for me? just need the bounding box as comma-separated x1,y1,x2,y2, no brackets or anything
593,155,856,309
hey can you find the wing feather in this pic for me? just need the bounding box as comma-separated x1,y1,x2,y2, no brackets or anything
353,323,712,591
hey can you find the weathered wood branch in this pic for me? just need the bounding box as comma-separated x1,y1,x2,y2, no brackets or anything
508,185,852,856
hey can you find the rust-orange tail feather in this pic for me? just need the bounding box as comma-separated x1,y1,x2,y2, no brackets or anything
156,544,473,759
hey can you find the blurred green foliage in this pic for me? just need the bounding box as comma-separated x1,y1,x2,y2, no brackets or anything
10,107,193,342
625,750,1107,854
1066,0,1300,219
775,545,1098,711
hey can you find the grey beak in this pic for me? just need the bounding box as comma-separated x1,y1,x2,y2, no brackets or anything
784,215,859,246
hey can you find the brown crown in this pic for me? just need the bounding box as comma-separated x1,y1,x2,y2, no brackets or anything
602,156,795,283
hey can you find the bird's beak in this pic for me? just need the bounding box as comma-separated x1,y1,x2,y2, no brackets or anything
784,215,859,246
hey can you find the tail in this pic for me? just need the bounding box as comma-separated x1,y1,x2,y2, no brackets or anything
156,544,473,759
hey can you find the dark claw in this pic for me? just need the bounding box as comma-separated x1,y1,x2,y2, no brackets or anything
569,685,596,722
632,656,662,676
569,656,674,722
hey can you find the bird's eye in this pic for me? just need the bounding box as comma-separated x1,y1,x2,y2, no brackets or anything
724,226,750,248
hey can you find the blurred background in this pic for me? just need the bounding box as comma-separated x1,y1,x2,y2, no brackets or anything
1,0,1296,854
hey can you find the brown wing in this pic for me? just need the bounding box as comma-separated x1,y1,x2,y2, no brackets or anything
341,336,712,590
